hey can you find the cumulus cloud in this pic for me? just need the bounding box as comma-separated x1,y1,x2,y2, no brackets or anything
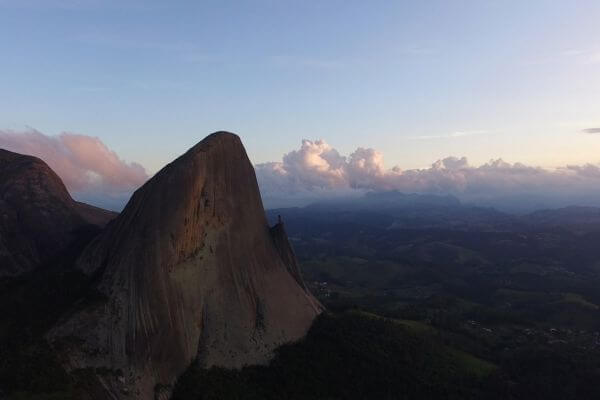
280,139,347,188
582,128,600,134
0,129,148,209
5,130,600,213
566,163,600,179
255,139,600,211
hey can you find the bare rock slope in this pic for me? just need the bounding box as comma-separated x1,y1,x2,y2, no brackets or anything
50,132,322,399
0,149,117,276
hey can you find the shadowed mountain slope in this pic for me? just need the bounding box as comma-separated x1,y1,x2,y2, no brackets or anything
0,149,116,277
49,132,322,399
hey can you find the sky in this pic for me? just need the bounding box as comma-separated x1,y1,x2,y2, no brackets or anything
1,1,600,211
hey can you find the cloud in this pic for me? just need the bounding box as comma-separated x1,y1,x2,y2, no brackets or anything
582,128,600,134
0,0,103,9
5,131,600,213
566,163,600,178
255,139,600,211
0,129,148,209
0,0,161,11
398,46,436,56
268,55,344,70
407,130,489,140
560,48,600,65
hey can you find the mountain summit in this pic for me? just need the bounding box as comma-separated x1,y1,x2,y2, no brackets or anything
0,149,116,276
50,132,322,399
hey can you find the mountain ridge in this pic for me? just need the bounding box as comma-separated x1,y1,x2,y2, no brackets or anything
0,148,117,276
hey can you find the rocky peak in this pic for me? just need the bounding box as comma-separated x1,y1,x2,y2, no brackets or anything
0,149,116,276
50,132,322,399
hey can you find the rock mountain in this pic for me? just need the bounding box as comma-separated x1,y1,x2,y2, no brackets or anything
48,132,322,399
0,149,116,277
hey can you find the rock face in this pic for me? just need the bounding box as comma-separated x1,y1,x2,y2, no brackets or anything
0,149,117,276
50,132,322,399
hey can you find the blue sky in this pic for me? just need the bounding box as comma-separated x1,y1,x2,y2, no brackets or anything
1,0,600,175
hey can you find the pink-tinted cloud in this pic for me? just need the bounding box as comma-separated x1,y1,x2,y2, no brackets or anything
255,139,600,211
0,129,148,206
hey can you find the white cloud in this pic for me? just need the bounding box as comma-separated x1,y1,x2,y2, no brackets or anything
0,129,148,210
561,48,600,65
268,55,344,70
255,139,600,211
407,130,489,140
6,131,600,213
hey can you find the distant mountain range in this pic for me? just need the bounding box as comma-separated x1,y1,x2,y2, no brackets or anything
269,190,600,234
